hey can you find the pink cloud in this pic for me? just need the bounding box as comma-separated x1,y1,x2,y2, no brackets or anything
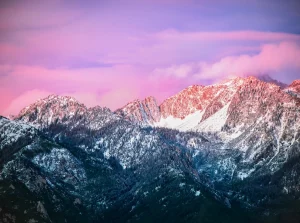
154,41,300,83
0,63,179,115
1,41,300,117
198,42,300,81
0,62,190,116
1,1,300,118
2,27,300,67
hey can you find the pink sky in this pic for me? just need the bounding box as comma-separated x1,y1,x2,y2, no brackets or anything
1,0,300,116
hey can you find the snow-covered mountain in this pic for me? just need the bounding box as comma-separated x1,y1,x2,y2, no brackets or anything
1,76,300,222
157,77,247,130
1,107,246,222
117,76,300,182
16,95,120,132
118,76,300,135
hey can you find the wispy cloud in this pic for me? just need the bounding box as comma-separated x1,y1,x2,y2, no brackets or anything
153,41,300,83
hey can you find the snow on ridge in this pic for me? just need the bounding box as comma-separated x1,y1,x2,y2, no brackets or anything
193,103,230,133
154,110,204,131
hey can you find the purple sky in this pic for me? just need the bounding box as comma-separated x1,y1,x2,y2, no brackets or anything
1,0,300,116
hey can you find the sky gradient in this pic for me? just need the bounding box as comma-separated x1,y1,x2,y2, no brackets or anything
1,0,300,116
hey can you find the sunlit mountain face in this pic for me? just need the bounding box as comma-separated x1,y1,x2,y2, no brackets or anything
1,0,300,222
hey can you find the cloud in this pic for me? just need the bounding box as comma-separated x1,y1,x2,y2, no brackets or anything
0,64,156,115
198,42,300,82
154,41,300,83
0,61,192,116
1,27,300,67
153,64,195,78
1,41,300,117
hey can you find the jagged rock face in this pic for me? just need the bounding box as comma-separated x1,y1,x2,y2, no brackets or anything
199,77,246,121
118,77,295,132
192,77,300,177
117,77,260,128
16,95,87,128
159,85,205,119
114,76,300,180
115,96,161,125
16,95,120,132
255,74,288,89
225,77,299,131
158,78,252,121
287,80,300,93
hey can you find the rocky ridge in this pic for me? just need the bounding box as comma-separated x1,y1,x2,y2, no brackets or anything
1,76,300,222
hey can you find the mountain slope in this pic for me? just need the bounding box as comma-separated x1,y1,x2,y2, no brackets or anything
0,116,89,222
4,76,300,222
9,99,257,222
117,76,297,134
115,76,300,183
288,80,300,93
115,96,161,125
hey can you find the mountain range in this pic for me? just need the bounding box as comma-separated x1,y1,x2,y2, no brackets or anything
1,75,300,223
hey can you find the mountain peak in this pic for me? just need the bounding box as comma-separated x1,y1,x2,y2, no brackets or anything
289,79,300,89
46,94,79,102
119,75,296,132
17,94,84,117
15,94,87,127
115,96,161,124
246,74,287,88
285,79,300,95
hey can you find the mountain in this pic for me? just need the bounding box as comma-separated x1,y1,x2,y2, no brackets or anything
288,80,300,93
1,112,253,222
116,76,300,210
285,80,300,98
16,95,118,130
1,76,300,222
0,116,89,222
115,96,161,125
118,76,299,135
117,77,248,130
157,77,247,130
253,74,288,89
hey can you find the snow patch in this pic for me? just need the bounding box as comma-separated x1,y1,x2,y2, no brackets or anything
154,110,204,131
195,191,201,196
194,103,230,133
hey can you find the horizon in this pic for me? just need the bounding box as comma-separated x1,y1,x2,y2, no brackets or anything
1,0,300,116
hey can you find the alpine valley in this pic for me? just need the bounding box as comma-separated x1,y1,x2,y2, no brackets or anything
1,76,300,223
